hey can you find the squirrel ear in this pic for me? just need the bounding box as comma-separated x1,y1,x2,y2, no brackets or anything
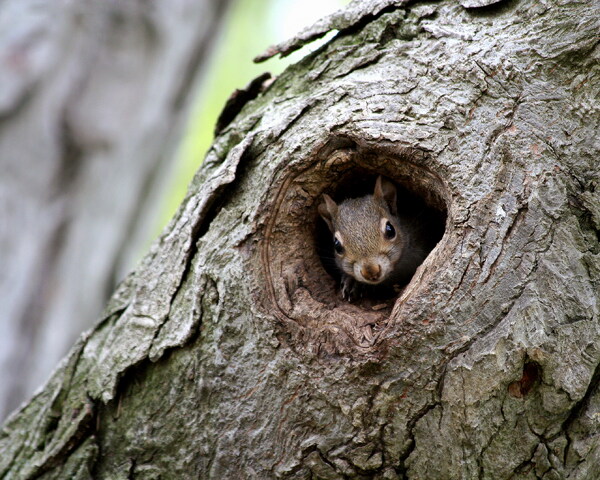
374,176,398,215
318,194,338,232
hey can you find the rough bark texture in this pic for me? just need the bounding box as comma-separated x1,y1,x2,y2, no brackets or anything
2,0,600,478
0,0,229,420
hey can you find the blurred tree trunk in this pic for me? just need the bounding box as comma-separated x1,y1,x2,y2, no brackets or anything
1,0,600,479
0,0,230,419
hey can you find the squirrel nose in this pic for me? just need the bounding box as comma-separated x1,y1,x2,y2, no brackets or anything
361,263,381,282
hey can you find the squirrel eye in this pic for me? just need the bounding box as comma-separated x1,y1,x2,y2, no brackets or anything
384,221,396,239
333,237,344,255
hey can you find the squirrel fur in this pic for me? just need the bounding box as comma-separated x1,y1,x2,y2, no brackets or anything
318,176,427,301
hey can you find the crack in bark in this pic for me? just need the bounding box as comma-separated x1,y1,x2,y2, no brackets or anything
397,401,439,474
126,458,136,480
560,358,600,471
215,72,272,135
331,50,385,80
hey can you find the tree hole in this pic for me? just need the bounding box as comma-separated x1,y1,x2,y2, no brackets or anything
258,137,450,353
508,361,541,398
316,168,447,306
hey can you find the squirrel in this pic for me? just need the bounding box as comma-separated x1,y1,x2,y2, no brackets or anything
318,176,427,301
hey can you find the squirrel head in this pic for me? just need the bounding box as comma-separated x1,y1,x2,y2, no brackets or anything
318,176,404,285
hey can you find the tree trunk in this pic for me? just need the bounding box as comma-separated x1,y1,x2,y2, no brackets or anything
2,0,599,478
0,0,229,420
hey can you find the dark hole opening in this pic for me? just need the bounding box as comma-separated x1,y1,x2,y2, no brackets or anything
508,361,541,398
316,169,447,302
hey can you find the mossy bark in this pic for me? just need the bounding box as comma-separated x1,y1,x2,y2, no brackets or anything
1,0,599,478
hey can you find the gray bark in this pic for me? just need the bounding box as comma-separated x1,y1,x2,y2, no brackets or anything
2,0,600,479
0,0,229,419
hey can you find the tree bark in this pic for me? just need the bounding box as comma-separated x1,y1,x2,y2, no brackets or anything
2,0,599,479
0,0,230,420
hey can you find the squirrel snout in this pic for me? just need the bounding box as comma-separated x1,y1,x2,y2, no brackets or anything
360,263,382,282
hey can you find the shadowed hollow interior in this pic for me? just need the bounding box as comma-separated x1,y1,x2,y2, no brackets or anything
315,168,447,303
258,140,450,352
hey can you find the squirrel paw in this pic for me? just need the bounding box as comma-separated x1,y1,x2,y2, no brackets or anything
340,275,362,302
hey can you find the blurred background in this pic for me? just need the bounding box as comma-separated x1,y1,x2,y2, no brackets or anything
0,0,348,421
163,0,348,229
